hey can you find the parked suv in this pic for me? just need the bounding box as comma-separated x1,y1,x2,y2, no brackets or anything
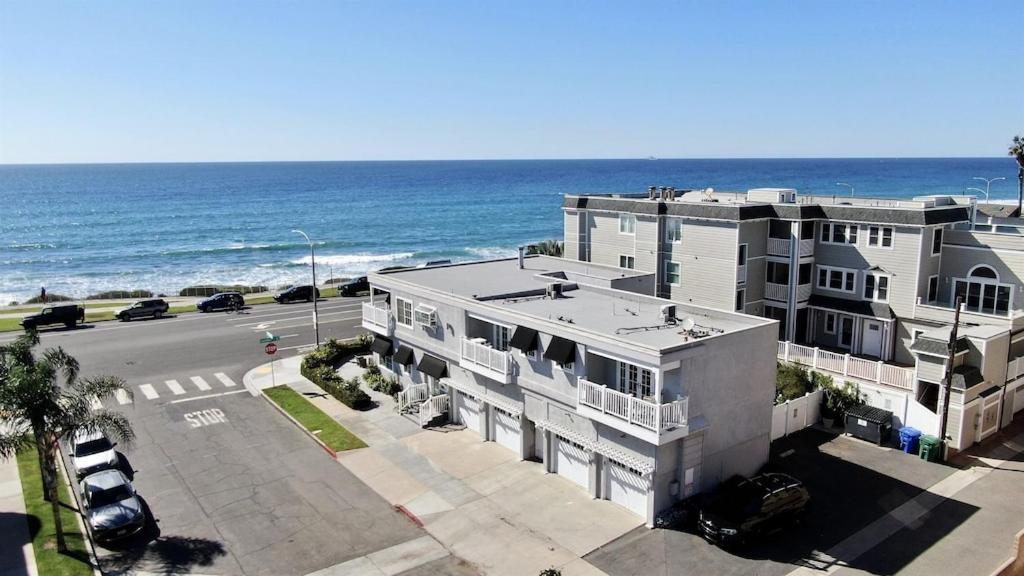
337,277,369,297
698,473,809,546
20,304,85,330
273,285,319,303
80,469,145,541
197,292,244,312
70,430,119,479
115,299,169,321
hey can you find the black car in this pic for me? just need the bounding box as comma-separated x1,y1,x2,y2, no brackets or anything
273,285,320,303
21,304,85,330
698,473,809,546
197,292,244,312
115,299,169,321
337,277,369,297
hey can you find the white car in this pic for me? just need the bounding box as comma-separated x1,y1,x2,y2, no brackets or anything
70,430,118,479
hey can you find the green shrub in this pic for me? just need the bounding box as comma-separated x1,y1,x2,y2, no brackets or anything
178,284,269,297
86,289,153,300
822,379,866,422
379,377,402,396
776,362,814,404
300,337,372,409
24,293,73,304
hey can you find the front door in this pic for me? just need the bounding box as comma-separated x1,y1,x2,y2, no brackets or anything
861,320,883,359
839,317,854,349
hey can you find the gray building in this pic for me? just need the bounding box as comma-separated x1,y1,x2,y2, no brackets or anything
361,255,777,525
564,186,1024,454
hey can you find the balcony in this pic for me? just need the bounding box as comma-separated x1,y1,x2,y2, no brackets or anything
1008,357,1024,382
362,303,392,335
577,379,688,440
460,337,512,384
796,283,812,302
766,282,788,302
915,298,1024,330
767,237,791,257
777,341,915,390
799,238,815,257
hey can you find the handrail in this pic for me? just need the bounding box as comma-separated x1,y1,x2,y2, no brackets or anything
578,379,688,432
460,337,510,376
777,341,914,390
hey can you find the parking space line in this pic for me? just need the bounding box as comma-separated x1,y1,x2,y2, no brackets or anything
214,373,237,387
190,376,212,391
165,379,186,395
139,384,159,400
115,389,132,405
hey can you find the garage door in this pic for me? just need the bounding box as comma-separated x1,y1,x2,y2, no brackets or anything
555,436,589,489
606,460,648,517
458,392,481,433
493,408,520,453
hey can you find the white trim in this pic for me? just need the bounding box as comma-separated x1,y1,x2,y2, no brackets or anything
737,243,748,266
735,288,745,312
395,297,414,328
820,222,859,246
618,254,636,270
863,272,891,303
931,227,943,256
967,264,1000,281
866,225,895,249
824,311,837,334
619,214,636,235
816,264,858,294
926,274,939,303
665,218,682,243
664,261,681,286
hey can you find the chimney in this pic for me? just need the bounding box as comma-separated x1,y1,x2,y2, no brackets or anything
659,186,668,199
517,246,525,269
666,187,675,201
648,186,657,200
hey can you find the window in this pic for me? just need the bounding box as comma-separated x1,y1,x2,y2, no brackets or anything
864,273,890,302
619,255,635,269
798,262,813,285
735,289,745,312
817,265,857,293
839,317,854,348
824,312,836,334
618,362,653,398
665,219,682,243
913,329,925,342
953,265,1013,316
619,214,636,235
737,244,747,267
396,298,413,327
927,275,939,303
821,223,858,245
867,226,894,248
493,324,510,351
665,261,681,285
801,222,816,240
931,228,943,255
384,354,401,375
766,261,789,284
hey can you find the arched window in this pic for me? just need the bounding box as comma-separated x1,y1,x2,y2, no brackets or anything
955,265,1011,316
968,265,998,280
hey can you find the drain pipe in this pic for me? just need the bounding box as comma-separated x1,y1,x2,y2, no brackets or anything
518,246,526,269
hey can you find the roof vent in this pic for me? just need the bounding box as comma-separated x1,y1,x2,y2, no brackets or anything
546,282,564,299
660,304,677,323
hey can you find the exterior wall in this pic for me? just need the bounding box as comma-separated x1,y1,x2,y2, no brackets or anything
917,226,943,303
938,243,1024,314
564,210,580,261
917,355,946,383
580,211,660,272
662,219,739,311
738,220,769,309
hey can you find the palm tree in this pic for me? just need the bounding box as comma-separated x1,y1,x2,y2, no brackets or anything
1009,135,1024,216
527,239,564,257
0,331,134,553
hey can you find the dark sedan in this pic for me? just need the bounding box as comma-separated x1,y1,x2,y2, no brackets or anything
197,292,244,312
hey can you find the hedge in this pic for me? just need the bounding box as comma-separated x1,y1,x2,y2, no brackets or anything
179,284,269,297
85,289,154,300
23,293,73,304
300,337,372,409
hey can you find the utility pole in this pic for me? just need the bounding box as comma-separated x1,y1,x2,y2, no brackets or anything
292,229,320,348
938,296,963,454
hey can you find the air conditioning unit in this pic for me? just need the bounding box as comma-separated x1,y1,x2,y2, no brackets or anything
414,304,437,328
546,282,563,299
660,304,677,323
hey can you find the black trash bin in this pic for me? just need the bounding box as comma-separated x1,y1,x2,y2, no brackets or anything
844,404,893,446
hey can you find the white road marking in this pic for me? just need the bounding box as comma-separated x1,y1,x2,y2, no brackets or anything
257,313,361,332
165,379,186,395
190,376,212,391
169,389,247,404
115,389,132,405
139,384,159,400
214,373,237,387
229,302,366,325
274,343,319,352
89,396,102,410
184,408,228,428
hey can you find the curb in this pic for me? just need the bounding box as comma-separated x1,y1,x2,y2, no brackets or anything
56,446,103,576
260,392,338,459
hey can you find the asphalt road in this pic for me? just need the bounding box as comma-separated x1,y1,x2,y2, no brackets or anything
6,297,429,575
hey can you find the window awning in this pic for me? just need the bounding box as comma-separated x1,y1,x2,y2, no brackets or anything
418,354,448,379
543,335,577,365
393,345,414,366
370,336,393,356
509,326,539,352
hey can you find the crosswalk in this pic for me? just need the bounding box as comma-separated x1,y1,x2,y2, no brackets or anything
90,372,240,409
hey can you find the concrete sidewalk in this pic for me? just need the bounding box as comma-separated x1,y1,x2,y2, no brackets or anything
0,455,38,576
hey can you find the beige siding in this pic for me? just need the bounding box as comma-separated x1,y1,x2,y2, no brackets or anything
585,212,659,272
663,220,738,311
939,245,1024,313
564,210,580,261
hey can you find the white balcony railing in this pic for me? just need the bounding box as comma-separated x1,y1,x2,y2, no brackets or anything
362,303,392,335
1008,357,1024,382
460,337,512,383
766,282,789,302
799,238,815,257
578,379,688,433
777,341,915,390
737,265,747,284
796,283,812,302
767,237,791,257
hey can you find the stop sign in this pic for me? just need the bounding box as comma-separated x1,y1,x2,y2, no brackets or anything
265,343,278,355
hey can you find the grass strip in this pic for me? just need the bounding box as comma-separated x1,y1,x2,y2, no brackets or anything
16,448,94,576
263,385,367,452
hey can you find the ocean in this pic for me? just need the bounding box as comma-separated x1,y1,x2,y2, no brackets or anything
0,158,1019,304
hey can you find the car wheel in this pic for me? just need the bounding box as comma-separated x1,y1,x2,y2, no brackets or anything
119,313,129,322
65,321,75,328
154,310,163,318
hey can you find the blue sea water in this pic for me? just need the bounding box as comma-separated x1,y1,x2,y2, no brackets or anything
0,158,1019,304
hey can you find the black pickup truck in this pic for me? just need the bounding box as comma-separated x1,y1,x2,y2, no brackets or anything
21,304,86,330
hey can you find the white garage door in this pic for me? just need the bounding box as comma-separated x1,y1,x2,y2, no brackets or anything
458,392,481,433
493,408,521,453
606,460,648,517
555,436,589,489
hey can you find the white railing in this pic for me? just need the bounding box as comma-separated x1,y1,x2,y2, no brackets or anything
577,379,688,433
798,238,815,257
1007,357,1024,382
767,237,791,257
777,341,915,391
766,282,789,302
796,283,812,302
419,394,450,427
460,337,511,381
398,383,429,413
362,303,391,333
737,265,747,284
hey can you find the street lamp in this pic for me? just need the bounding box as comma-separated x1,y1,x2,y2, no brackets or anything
836,182,855,196
972,176,1005,203
292,229,320,348
966,187,988,202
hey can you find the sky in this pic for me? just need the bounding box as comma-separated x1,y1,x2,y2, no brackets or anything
0,1,1022,164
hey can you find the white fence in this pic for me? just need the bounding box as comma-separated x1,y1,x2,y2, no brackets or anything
777,341,915,390
771,389,823,441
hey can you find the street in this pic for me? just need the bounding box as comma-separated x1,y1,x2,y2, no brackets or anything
4,297,431,575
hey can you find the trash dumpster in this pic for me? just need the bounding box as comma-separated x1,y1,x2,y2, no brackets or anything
899,427,922,454
845,404,893,446
919,435,943,462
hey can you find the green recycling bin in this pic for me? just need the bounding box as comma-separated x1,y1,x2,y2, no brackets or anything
919,434,942,462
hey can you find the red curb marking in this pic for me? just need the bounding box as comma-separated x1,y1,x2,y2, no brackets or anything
395,504,424,527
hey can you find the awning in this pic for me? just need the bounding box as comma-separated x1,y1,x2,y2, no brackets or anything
543,336,577,365
535,419,654,476
370,336,393,356
393,345,414,366
418,354,448,379
808,294,894,320
509,326,539,352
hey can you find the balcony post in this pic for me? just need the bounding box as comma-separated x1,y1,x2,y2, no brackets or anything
843,353,850,377
876,360,883,385
627,397,634,424
812,347,819,369
601,385,607,414
783,341,791,362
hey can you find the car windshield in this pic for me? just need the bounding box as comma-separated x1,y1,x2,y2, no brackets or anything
90,484,132,508
75,437,112,456
709,482,761,521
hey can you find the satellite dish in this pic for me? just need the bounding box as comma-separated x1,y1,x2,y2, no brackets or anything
681,317,695,331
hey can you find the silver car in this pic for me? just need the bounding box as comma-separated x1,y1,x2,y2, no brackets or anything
80,469,145,541
70,430,118,479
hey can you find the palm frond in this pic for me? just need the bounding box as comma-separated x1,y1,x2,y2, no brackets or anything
0,429,31,460
77,410,136,448
42,347,79,384
73,375,132,403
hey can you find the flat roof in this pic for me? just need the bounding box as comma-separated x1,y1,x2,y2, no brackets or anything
372,256,773,352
